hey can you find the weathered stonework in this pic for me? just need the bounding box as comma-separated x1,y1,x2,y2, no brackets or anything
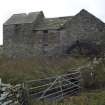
3,9,105,58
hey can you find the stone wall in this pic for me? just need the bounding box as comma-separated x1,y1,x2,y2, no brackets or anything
3,23,34,57
3,12,45,58
32,30,65,56
3,25,66,57
65,10,105,53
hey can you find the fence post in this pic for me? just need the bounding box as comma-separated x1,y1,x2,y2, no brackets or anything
20,83,31,105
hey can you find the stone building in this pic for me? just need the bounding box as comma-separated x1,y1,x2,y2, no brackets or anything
3,9,105,57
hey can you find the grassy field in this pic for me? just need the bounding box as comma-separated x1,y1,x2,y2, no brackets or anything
0,55,89,84
0,55,105,105
0,55,105,88
31,90,105,105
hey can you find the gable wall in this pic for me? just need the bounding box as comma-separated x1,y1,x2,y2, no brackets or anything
3,12,45,58
65,11,105,51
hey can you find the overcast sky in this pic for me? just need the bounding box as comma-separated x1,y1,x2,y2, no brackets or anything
0,0,105,44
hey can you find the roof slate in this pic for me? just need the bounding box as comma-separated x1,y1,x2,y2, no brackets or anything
4,11,73,30
34,16,73,30
4,12,41,25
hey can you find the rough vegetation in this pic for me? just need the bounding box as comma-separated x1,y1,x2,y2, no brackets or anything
0,55,105,89
0,55,89,84
31,90,105,105
0,55,105,105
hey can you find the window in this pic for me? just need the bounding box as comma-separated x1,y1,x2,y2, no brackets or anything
43,30,48,33
15,24,20,33
43,43,48,46
42,30,48,43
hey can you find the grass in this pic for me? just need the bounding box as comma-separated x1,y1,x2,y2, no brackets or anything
31,90,105,105
0,55,89,84
0,55,105,105
81,58,105,89
0,55,105,88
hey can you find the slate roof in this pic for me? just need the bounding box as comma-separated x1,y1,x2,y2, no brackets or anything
4,11,73,30
4,12,42,25
34,16,73,30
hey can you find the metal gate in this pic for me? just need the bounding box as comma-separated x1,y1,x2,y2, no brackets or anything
23,70,82,101
0,70,82,105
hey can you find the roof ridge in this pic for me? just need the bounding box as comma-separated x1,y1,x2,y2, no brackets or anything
45,16,73,19
4,11,43,25
34,15,73,30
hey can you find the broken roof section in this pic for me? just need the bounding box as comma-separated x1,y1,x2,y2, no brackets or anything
4,11,43,25
34,16,73,30
4,10,74,30
4,10,73,30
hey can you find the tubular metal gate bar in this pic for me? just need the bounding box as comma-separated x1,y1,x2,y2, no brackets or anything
23,70,82,102
0,70,82,105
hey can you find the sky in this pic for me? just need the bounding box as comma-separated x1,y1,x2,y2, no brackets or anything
0,0,105,45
